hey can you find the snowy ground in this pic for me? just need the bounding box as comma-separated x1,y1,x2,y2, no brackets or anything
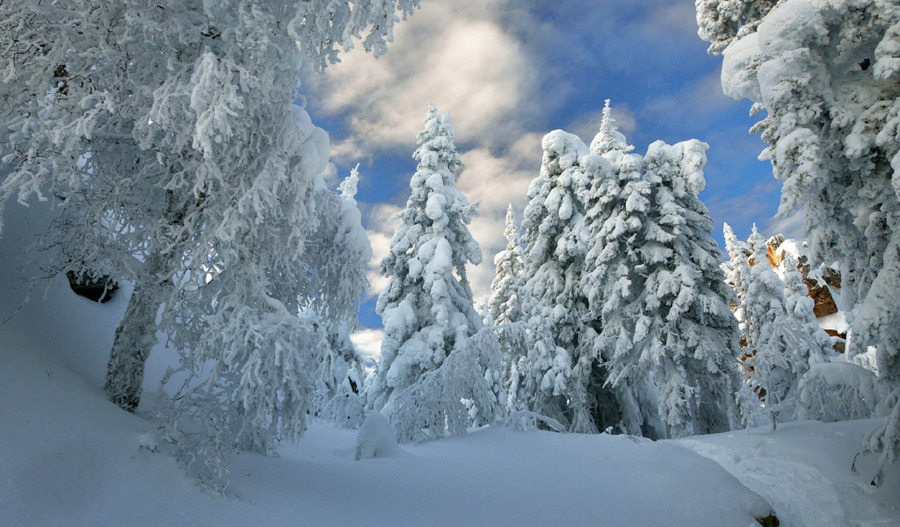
1,208,898,527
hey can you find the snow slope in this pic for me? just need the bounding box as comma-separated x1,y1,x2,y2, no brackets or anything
0,332,775,527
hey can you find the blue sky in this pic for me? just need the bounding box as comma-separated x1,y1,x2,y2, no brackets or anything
300,0,796,358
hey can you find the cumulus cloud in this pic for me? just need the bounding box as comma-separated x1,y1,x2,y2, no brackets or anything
308,0,539,164
455,133,543,302
306,0,550,307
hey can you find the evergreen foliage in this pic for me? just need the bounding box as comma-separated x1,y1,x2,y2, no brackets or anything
518,130,600,433
366,105,495,440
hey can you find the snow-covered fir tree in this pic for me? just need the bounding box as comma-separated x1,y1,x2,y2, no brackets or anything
366,105,498,440
742,226,792,428
582,102,664,438
743,234,833,430
635,139,740,438
698,0,900,479
781,253,832,369
517,130,599,433
722,222,752,333
486,204,531,413
744,227,783,352
488,204,525,328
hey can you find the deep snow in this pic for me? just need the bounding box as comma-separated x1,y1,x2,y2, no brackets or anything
1,204,898,527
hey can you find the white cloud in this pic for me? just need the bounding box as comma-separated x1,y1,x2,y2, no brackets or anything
350,328,385,366
308,0,539,164
644,2,703,41
455,133,542,302
307,1,549,307
765,210,805,241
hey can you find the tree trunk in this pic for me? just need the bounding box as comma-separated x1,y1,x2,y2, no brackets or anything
104,190,187,412
103,247,169,412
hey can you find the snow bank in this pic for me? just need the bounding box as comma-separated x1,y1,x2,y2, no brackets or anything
354,412,399,460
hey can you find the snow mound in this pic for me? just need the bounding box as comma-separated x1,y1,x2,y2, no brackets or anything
355,412,400,460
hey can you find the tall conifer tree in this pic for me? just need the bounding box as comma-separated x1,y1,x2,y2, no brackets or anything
366,105,488,434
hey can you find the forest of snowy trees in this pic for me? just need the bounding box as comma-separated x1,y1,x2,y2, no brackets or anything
1,0,899,493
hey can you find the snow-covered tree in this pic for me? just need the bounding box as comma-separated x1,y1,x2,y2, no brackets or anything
305,168,372,428
744,227,783,350
579,119,740,439
390,327,501,442
582,102,663,438
486,204,531,413
781,253,832,368
745,244,837,429
488,204,525,328
366,105,493,438
517,130,599,433
0,0,419,489
722,222,752,330
742,227,793,427
631,139,740,438
698,0,900,477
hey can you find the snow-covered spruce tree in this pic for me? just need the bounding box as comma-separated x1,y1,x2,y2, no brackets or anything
518,130,605,433
743,227,783,354
698,0,900,479
581,103,667,439
488,204,525,329
722,222,752,334
632,139,740,438
366,105,497,440
744,237,833,430
487,204,531,414
742,226,793,428
781,253,832,368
